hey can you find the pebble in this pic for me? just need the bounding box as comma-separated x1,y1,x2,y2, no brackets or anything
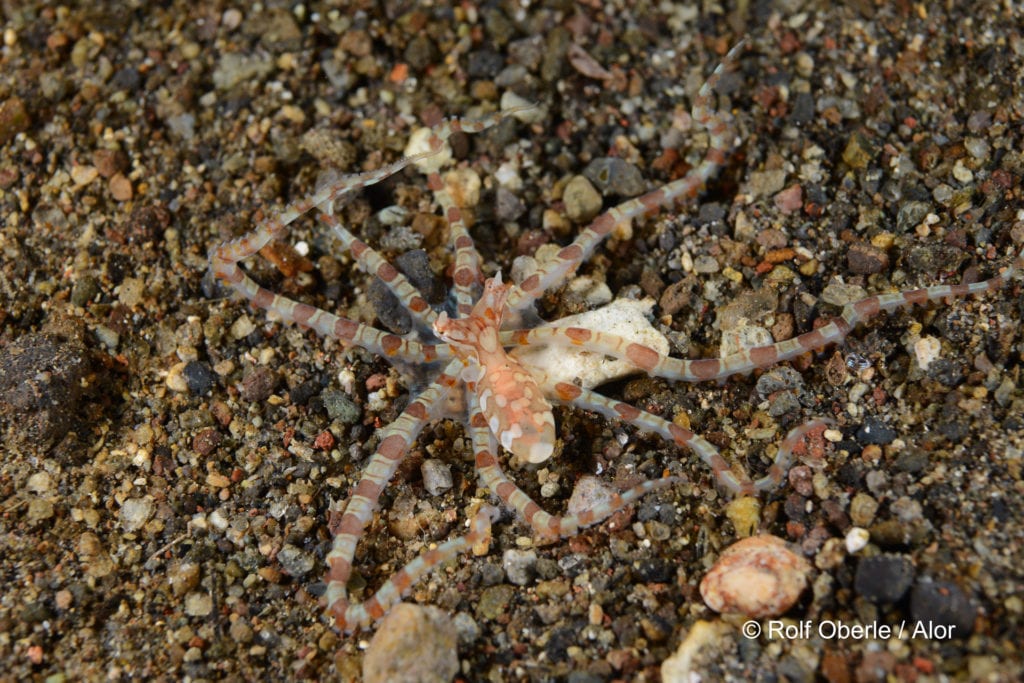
502,548,537,586
184,591,213,617
212,52,274,90
700,535,812,618
661,620,732,683
854,554,914,603
844,527,870,554
583,158,645,197
168,560,201,597
109,173,133,201
183,360,216,396
443,168,481,208
70,164,99,187
421,459,453,496
476,584,515,621
855,417,897,445
0,95,30,143
566,476,617,518
773,184,803,213
230,314,256,340
27,498,55,522
120,497,154,532
321,390,360,424
362,604,459,683
27,471,53,494
846,242,889,274
562,175,602,223
913,335,942,370
849,492,879,527
724,496,761,538
0,332,89,452
910,578,976,637
747,169,786,198
240,366,278,402
276,544,314,578
842,131,875,169
229,618,253,644
452,611,480,645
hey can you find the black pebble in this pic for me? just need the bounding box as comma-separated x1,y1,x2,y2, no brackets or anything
183,360,216,396
854,554,915,603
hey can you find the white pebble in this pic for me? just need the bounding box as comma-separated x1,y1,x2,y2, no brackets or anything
914,335,941,370
845,527,870,553
120,497,154,532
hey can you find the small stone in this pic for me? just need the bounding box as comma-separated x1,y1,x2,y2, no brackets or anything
700,535,811,618
193,428,222,456
452,612,480,645
747,169,786,198
321,390,360,424
229,617,254,644
476,584,515,621
914,335,941,371
855,417,897,445
240,366,278,402
0,331,89,452
0,96,30,144
421,459,453,496
363,604,459,683
583,158,645,197
184,591,213,617
443,168,481,208
109,173,133,201
166,361,189,393
725,496,761,538
844,527,870,553
183,361,216,396
230,314,256,339
502,548,537,586
117,277,145,307
566,476,617,518
854,554,914,603
70,276,100,306
661,620,732,683
167,560,201,597
562,175,602,223
120,497,153,532
773,184,803,214
93,148,128,177
846,242,889,274
70,164,99,187
27,498,55,522
842,131,875,169
26,471,53,494
849,493,879,527
276,544,314,578
910,578,975,637
205,470,230,487
213,52,274,91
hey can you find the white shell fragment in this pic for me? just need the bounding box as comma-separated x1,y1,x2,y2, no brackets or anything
700,535,812,618
404,126,451,174
511,298,670,390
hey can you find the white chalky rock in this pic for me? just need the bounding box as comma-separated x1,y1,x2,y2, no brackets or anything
404,127,451,174
513,298,670,389
914,335,942,370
